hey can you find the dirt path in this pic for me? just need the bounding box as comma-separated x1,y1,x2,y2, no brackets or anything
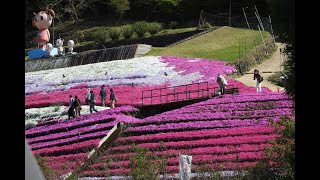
236,43,285,92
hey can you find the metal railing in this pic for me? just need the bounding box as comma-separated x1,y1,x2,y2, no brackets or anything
141,82,217,105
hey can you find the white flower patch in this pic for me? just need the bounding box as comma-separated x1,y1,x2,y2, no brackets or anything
25,105,108,127
187,58,200,62
25,56,204,95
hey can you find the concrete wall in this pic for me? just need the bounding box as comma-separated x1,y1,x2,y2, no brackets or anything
25,44,138,73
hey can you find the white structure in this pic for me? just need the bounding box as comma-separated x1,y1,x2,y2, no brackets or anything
179,154,192,180
56,38,64,55
67,40,75,54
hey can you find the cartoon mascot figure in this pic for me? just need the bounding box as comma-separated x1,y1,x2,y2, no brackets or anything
33,7,55,49
27,8,55,59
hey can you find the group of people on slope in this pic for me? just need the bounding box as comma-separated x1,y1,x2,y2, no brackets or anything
68,85,118,119
216,69,264,95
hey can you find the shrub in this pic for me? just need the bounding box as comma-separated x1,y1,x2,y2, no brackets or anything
92,28,109,43
130,143,168,179
148,22,162,35
268,71,285,86
167,21,178,29
122,25,134,39
83,30,98,41
244,116,295,180
25,122,37,130
132,21,149,38
108,27,121,40
202,22,213,29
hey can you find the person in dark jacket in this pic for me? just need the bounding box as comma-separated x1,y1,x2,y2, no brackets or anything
253,69,263,92
110,88,117,108
99,85,107,107
73,95,82,117
68,95,75,119
89,91,98,113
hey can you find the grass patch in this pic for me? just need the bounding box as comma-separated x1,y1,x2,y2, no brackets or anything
147,26,271,62
157,27,197,35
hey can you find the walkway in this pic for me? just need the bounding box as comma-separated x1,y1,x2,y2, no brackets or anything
236,43,286,92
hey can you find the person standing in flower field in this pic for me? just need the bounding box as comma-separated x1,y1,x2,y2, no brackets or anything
68,95,75,119
89,91,99,113
85,88,91,104
253,69,264,92
110,88,118,108
99,85,107,107
73,95,82,117
217,74,227,95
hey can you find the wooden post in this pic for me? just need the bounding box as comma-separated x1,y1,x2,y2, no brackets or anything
151,90,153,104
198,83,200,98
142,91,144,105
229,0,232,27
186,85,188,100
280,48,282,71
160,88,162,104
238,40,241,73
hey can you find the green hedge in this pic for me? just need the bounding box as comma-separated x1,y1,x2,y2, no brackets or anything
108,27,121,40
132,21,149,38
122,25,134,39
92,28,109,43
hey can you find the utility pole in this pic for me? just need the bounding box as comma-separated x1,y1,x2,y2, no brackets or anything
269,15,276,47
229,0,232,27
258,25,267,55
242,7,250,29
198,10,203,29
52,19,54,46
238,40,241,74
254,5,265,31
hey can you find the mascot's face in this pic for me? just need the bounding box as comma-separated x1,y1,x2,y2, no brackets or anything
33,11,53,30
67,40,74,48
56,38,64,47
46,43,53,51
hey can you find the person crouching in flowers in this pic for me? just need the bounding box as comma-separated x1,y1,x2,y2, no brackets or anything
216,74,227,95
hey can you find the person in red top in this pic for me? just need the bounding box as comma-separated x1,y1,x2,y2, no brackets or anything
32,8,55,49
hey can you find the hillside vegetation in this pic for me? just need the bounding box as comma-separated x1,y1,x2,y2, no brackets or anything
147,26,272,62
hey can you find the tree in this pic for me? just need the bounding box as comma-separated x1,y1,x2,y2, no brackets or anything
61,0,93,23
267,0,295,100
109,0,130,22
